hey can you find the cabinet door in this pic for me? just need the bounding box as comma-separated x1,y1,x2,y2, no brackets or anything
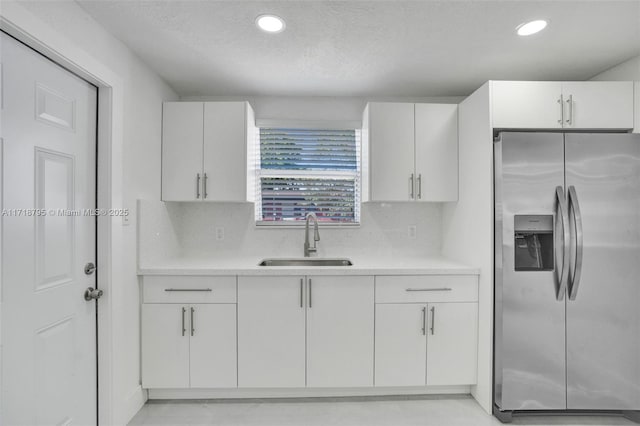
141,304,189,388
189,304,237,388
203,102,248,201
562,82,633,130
415,104,458,201
374,304,427,386
368,103,416,201
306,276,374,387
426,302,478,386
162,102,204,201
491,81,563,129
237,276,306,387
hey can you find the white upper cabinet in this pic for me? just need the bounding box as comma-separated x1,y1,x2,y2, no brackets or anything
162,101,255,202
366,102,415,202
364,102,459,202
491,81,563,129
491,81,633,130
561,82,634,129
415,104,458,201
162,102,205,201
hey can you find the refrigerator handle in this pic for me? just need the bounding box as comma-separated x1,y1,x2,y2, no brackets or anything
568,186,584,300
555,186,570,301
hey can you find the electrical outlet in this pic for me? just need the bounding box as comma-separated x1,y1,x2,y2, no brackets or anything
408,225,417,239
215,226,225,241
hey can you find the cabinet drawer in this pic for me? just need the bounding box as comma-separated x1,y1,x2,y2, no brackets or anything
375,275,477,303
143,276,236,303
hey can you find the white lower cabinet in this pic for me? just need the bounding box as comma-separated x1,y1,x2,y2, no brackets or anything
142,304,190,388
141,276,238,389
306,276,374,387
142,303,237,388
426,302,478,386
374,275,479,387
141,273,478,393
237,276,306,388
237,275,375,388
189,304,238,388
375,304,427,387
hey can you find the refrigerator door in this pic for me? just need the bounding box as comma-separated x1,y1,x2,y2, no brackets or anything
565,133,640,410
494,132,567,410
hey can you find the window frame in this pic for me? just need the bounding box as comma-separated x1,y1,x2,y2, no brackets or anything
254,126,362,227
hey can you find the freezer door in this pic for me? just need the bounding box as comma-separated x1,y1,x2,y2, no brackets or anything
565,133,640,410
494,132,567,410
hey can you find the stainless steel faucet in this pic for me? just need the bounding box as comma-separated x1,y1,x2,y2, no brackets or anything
304,212,320,257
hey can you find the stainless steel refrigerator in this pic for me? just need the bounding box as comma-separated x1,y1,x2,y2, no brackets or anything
493,132,640,423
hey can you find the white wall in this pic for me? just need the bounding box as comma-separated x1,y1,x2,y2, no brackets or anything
441,83,493,413
182,95,463,124
590,55,640,132
138,200,444,265
5,2,179,424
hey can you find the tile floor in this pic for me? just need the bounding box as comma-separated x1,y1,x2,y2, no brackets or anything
128,396,637,426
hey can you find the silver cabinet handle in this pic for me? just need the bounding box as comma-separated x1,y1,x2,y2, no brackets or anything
409,174,415,199
196,173,201,199
430,306,435,335
568,186,583,301
421,307,427,335
181,307,186,336
565,95,573,125
300,278,304,308
557,95,564,124
190,307,195,336
406,288,452,292
203,173,208,199
164,288,212,292
554,186,570,301
417,174,422,199
308,278,312,308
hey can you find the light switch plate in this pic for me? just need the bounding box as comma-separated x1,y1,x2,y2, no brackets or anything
408,225,417,239
216,226,225,241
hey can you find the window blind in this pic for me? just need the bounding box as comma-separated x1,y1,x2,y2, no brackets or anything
257,128,360,224
260,128,358,171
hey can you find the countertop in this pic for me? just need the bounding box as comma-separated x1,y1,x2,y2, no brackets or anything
138,255,479,276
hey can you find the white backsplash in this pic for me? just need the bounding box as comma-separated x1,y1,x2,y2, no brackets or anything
138,200,442,265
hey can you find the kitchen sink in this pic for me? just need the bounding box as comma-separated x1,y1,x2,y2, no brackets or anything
258,258,353,267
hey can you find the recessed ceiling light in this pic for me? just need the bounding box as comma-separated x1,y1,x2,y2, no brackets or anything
256,14,286,33
516,20,548,36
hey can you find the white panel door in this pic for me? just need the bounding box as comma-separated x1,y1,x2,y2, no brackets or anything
491,81,563,129
426,303,478,386
368,103,415,201
1,33,97,425
189,304,238,388
374,304,427,387
162,102,204,201
306,276,374,387
562,82,634,130
203,102,247,201
141,304,190,388
238,276,306,387
415,104,458,201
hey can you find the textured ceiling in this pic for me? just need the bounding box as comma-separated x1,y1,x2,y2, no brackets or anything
74,0,640,97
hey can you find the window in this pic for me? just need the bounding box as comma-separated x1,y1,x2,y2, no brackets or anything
255,127,360,225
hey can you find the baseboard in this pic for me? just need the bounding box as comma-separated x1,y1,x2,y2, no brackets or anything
117,385,147,425
148,385,471,400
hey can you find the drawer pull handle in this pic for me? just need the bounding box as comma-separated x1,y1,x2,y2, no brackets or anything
164,288,212,292
405,288,452,292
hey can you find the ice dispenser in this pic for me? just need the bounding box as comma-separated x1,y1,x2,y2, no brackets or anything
514,215,554,271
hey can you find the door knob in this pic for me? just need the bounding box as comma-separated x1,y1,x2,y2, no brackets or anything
84,287,103,301
84,262,96,275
